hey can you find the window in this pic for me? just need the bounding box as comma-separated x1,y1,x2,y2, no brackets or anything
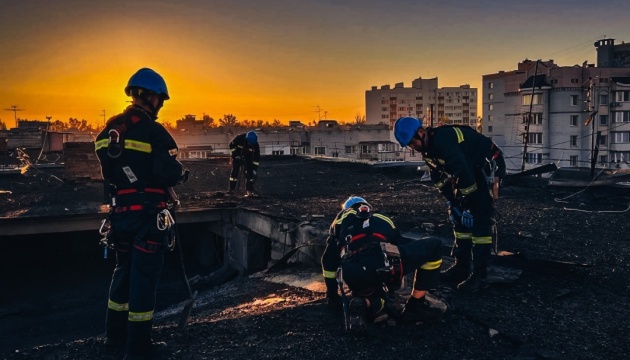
345,145,355,154
314,146,326,155
615,91,630,102
526,153,542,164
570,135,578,147
600,94,609,104
531,113,543,124
570,115,579,126
570,155,578,166
488,104,494,111
614,111,630,123
612,132,630,143
272,150,285,155
527,133,543,144
598,135,608,146
599,155,608,164
570,95,579,106
488,115,493,122
488,93,494,100
360,145,371,154
571,78,580,84
522,94,543,105
488,126,493,133
488,82,494,89
599,115,608,125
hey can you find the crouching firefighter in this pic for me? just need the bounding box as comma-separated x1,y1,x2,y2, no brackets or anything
95,67,188,360
321,196,445,330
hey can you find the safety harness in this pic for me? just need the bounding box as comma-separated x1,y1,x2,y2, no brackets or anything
98,108,176,257
340,210,404,287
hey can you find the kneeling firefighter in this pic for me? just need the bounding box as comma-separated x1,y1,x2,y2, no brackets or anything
321,196,445,327
95,67,188,360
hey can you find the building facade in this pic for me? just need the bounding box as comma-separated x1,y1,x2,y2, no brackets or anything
365,77,478,129
483,38,630,173
170,119,398,162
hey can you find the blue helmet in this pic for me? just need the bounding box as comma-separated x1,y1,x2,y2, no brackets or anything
246,131,258,144
394,117,423,147
125,68,170,100
342,196,370,210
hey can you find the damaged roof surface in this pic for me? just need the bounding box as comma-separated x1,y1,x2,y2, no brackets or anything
1,156,630,359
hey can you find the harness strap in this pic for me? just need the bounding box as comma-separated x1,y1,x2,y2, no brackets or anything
116,188,166,195
106,114,144,158
349,232,386,242
113,202,167,213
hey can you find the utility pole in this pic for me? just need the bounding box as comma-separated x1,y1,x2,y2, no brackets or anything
521,60,540,172
4,105,24,129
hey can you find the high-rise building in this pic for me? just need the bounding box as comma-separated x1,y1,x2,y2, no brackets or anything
365,77,478,129
483,38,630,173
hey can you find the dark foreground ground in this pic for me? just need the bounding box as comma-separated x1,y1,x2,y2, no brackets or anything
1,156,630,360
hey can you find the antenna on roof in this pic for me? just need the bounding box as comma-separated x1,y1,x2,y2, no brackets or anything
4,105,24,128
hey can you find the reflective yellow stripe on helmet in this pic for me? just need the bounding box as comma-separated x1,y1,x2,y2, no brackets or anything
128,310,154,322
108,299,129,312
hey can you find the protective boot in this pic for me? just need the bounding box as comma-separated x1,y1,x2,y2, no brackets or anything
125,320,168,360
104,309,127,353
440,238,472,284
228,180,237,193
347,297,368,332
457,243,491,293
401,296,444,324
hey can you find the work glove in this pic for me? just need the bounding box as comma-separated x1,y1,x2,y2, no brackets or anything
447,201,462,226
461,210,474,228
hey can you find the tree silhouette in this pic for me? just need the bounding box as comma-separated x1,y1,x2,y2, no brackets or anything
219,114,238,126
354,114,366,124
0,119,6,130
202,114,215,128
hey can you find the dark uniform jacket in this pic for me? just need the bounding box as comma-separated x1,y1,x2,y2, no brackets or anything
324,207,403,294
95,105,182,205
422,125,503,204
229,133,260,169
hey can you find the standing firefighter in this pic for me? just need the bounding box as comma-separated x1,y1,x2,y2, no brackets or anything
321,196,444,328
95,67,187,360
228,130,260,196
394,117,506,293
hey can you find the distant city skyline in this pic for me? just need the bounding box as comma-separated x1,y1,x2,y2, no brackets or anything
1,0,629,128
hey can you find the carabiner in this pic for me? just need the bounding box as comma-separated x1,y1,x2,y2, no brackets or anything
157,209,175,231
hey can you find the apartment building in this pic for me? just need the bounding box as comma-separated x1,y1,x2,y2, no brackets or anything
170,119,396,161
483,38,630,172
365,77,478,129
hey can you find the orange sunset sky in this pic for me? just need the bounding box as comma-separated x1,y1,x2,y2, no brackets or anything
1,0,629,129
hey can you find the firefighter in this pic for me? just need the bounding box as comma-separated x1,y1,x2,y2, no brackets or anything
394,116,506,293
321,196,444,326
95,67,187,360
228,131,260,196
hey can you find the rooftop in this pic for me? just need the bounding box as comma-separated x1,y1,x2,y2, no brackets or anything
1,156,629,359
